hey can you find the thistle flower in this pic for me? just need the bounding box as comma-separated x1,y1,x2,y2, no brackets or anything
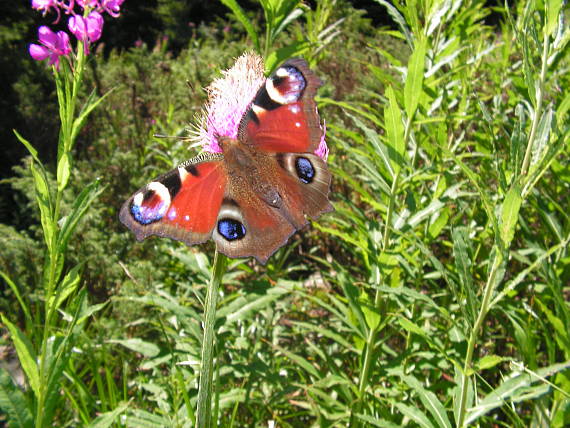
193,52,329,161
194,53,267,153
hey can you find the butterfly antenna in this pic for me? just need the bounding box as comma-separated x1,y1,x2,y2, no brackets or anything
153,133,192,141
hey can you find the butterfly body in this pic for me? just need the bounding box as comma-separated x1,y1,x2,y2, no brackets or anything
120,58,332,263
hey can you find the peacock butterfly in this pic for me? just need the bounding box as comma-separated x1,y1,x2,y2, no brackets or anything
119,58,332,264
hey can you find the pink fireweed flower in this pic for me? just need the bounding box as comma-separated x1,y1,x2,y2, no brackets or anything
100,0,125,17
193,52,329,161
32,0,61,22
29,26,71,69
77,0,99,9
32,0,56,13
68,11,104,52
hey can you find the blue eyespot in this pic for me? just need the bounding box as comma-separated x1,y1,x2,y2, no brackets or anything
131,191,168,225
295,157,315,184
218,218,246,241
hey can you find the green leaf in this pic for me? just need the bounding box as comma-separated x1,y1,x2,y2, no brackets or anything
1,316,39,398
77,301,108,325
464,361,570,425
87,402,129,428
529,108,553,172
545,0,563,36
404,37,426,119
30,162,55,251
271,7,304,43
361,301,381,331
13,130,40,163
394,402,435,428
452,227,477,324
397,316,428,340
0,368,33,428
108,338,160,358
49,264,82,313
56,151,71,191
384,85,405,176
58,179,102,252
400,374,452,428
476,355,505,371
71,88,115,146
272,342,321,379
0,271,32,327
500,185,522,247
220,0,260,52
265,41,310,74
534,297,570,354
373,0,413,46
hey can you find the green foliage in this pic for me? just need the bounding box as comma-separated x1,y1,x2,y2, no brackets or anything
1,0,569,426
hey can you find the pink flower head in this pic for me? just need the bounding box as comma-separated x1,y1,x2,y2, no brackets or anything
32,0,56,13
77,0,99,9
100,0,125,17
68,11,104,52
194,53,267,153
193,53,328,161
32,0,60,22
29,26,71,69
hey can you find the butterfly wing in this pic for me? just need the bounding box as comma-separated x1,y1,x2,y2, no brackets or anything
238,58,324,154
119,153,226,247
121,58,332,264
211,189,297,264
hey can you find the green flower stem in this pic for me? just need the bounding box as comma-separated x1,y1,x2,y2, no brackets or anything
35,46,86,428
196,250,227,428
520,23,549,177
350,114,411,427
455,250,503,428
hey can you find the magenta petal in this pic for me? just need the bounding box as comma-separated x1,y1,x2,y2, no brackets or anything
32,0,55,11
29,44,50,61
38,26,57,49
47,52,60,67
55,31,71,55
86,11,104,42
68,15,87,41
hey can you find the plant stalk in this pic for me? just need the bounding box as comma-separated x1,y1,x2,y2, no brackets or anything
520,25,550,176
455,250,503,427
196,250,227,428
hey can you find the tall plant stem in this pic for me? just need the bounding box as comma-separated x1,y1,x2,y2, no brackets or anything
455,250,503,427
350,114,411,427
35,47,85,427
196,250,227,428
520,26,549,176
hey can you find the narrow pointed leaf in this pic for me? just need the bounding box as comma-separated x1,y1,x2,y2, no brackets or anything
1,316,39,398
500,186,522,247
404,37,426,119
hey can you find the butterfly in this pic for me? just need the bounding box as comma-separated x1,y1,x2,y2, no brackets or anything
120,58,332,264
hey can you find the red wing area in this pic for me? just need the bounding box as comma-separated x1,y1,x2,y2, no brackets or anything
244,102,314,153
120,161,226,246
163,162,226,234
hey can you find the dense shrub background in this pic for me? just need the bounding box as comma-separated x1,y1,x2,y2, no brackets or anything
0,0,569,427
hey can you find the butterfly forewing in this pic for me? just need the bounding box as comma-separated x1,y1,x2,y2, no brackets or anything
239,58,324,154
